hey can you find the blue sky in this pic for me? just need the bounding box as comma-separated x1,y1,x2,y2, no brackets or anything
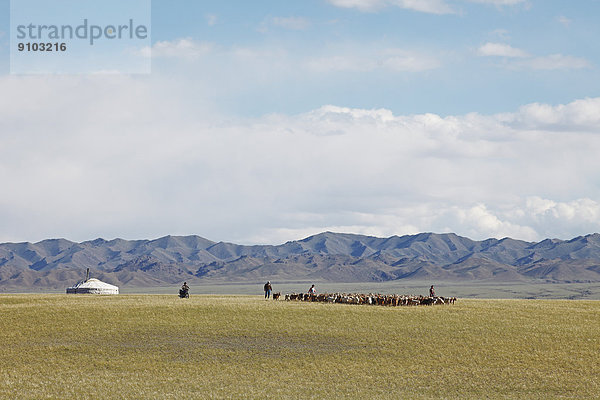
1,0,600,244
2,0,599,115
145,0,600,116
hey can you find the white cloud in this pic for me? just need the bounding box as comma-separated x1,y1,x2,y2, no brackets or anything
206,14,218,26
524,197,600,238
381,49,442,71
502,97,600,130
326,0,455,14
489,29,510,40
478,42,590,70
258,16,311,33
396,0,455,14
478,42,529,58
326,0,529,13
306,55,368,72
527,197,600,222
271,16,311,30
327,0,384,11
142,38,214,59
307,48,440,72
466,0,527,5
557,15,571,27
2,73,600,244
144,38,440,76
516,54,590,70
454,204,538,241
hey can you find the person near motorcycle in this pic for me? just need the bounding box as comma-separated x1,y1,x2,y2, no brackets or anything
180,282,190,298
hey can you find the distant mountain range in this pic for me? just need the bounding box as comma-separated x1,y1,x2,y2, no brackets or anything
2,232,600,290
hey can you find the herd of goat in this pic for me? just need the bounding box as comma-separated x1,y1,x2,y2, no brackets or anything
272,292,457,306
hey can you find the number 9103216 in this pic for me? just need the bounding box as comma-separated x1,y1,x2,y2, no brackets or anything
18,42,67,52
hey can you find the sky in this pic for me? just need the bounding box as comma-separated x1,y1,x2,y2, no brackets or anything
1,0,600,244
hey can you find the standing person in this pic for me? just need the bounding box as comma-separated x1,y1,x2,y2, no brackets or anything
429,285,436,298
264,281,272,299
308,284,316,294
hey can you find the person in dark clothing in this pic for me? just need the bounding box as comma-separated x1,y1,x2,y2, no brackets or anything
264,281,272,299
429,285,436,297
180,282,190,298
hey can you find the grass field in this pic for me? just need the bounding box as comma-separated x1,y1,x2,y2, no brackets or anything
1,295,599,399
10,280,600,300
119,281,600,299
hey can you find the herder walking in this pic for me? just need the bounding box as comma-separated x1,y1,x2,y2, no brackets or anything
429,285,436,298
264,281,272,299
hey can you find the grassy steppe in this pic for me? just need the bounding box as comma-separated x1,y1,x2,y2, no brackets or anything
120,281,600,299
1,295,598,399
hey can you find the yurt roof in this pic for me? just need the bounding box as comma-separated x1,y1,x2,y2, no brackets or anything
67,277,119,294
70,278,118,290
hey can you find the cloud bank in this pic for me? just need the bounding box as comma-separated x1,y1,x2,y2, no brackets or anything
1,74,599,244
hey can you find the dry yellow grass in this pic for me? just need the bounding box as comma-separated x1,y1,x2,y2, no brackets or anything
0,295,598,399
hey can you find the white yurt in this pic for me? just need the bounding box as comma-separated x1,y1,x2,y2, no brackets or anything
66,269,119,295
